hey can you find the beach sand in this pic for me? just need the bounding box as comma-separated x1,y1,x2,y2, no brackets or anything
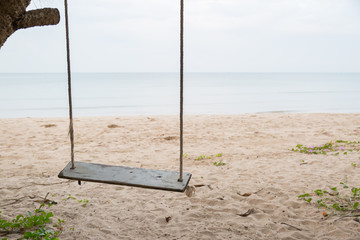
1,113,360,239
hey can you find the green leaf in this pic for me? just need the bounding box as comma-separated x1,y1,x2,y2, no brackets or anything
314,189,324,196
332,203,339,210
298,193,309,198
352,188,360,196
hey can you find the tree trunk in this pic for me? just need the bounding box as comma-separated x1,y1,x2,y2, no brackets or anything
0,0,60,49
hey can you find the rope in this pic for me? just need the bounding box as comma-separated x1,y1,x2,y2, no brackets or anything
64,0,75,169
179,0,184,182
63,0,184,177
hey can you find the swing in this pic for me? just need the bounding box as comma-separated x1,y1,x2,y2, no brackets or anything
58,0,192,192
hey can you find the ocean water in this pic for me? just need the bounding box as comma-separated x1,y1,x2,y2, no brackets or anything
0,72,359,118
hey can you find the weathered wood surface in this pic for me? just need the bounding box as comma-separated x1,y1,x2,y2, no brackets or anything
58,161,192,192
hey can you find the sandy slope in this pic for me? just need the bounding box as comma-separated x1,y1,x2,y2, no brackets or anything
1,113,360,239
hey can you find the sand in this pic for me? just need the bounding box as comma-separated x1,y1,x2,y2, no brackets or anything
1,113,360,239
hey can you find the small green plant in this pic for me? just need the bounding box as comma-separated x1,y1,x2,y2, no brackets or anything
298,193,312,203
291,140,360,155
213,160,226,166
196,155,208,161
340,182,349,188
63,194,76,200
77,199,89,207
63,194,90,207
0,207,62,240
352,188,360,197
194,153,226,166
196,153,223,161
53,219,65,231
314,189,326,196
298,182,360,217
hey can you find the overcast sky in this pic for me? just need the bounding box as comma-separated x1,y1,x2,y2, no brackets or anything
0,0,359,73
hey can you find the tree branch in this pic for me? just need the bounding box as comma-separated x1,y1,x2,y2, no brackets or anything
15,8,60,30
0,0,60,48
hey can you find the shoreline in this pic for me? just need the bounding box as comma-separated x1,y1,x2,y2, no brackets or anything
1,111,359,119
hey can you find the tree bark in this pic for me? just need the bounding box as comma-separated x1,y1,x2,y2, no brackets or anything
0,0,60,49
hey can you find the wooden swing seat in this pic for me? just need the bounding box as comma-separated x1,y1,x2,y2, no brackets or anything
59,1,191,192
58,161,192,192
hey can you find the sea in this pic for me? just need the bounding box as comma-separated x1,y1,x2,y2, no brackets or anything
0,72,359,118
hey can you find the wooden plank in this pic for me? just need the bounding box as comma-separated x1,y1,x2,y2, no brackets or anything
58,161,192,192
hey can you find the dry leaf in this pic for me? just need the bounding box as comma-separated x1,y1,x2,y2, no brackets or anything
238,192,251,197
237,208,255,217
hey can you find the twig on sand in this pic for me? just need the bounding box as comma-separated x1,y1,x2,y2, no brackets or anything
334,214,360,222
281,222,302,231
254,188,264,194
0,229,23,237
0,196,35,208
0,193,57,208
43,192,49,202
38,192,49,210
0,181,71,190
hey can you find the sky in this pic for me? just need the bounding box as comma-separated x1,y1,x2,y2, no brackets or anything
0,0,360,73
